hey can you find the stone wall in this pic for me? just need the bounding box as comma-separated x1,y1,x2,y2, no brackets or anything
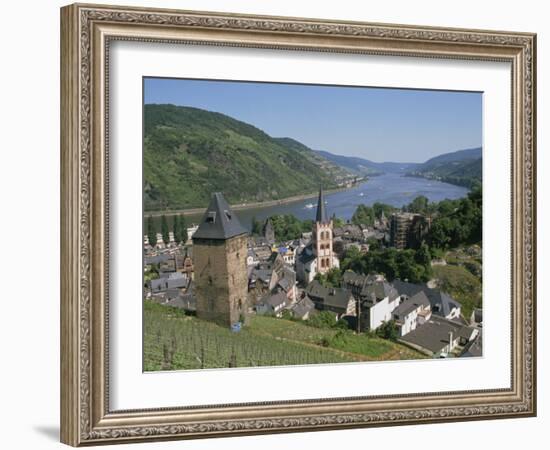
194,234,248,326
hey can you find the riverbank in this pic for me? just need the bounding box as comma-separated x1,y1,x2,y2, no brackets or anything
144,174,470,228
404,173,478,190
144,184,355,217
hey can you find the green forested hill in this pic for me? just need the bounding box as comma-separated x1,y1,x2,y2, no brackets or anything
405,147,482,189
144,104,349,211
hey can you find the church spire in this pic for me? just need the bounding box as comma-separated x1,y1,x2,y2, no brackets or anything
315,186,328,224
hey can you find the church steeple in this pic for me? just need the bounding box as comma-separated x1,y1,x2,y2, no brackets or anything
312,186,334,275
316,187,328,224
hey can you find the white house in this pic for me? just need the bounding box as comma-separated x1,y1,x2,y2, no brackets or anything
360,283,401,331
186,224,199,244
342,273,400,331
392,291,432,336
296,245,317,284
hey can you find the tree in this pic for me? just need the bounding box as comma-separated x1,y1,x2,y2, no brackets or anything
340,246,365,273
376,320,399,341
250,216,262,235
372,202,395,219
406,195,429,214
147,215,157,247
351,204,375,226
366,237,382,251
343,246,431,283
332,214,345,228
269,214,312,241
427,217,453,249
174,214,187,244
172,215,180,245
415,242,432,267
160,215,169,244
315,267,343,288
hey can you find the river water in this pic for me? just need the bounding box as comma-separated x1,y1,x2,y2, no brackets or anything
181,173,469,230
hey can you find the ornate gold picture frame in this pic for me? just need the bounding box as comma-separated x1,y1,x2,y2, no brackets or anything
60,3,536,446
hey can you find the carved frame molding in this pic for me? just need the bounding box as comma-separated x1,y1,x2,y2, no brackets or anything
60,3,536,446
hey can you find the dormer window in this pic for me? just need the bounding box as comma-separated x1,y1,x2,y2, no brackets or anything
206,212,216,223
224,210,232,220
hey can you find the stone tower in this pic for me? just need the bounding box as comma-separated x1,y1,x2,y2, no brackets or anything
262,218,275,245
193,192,249,327
312,187,334,274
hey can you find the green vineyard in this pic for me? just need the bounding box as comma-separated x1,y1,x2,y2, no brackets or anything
143,300,424,371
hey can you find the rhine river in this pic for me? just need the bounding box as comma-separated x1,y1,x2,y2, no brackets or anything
182,173,469,230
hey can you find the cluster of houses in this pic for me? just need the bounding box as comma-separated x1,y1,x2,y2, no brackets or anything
143,189,482,359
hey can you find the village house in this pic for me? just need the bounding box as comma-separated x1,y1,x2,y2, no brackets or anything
342,271,399,331
359,280,401,331
392,291,432,336
165,281,197,313
154,232,166,250
256,291,288,317
144,253,171,266
246,247,259,267
290,296,316,320
295,245,317,284
175,248,194,279
248,252,297,303
277,266,297,303
306,280,356,319
460,333,483,357
149,271,189,293
248,236,273,262
332,224,364,243
399,316,478,357
185,224,199,245
275,245,296,266
391,279,462,321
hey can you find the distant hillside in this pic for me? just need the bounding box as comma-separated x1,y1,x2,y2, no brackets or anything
406,147,482,189
144,105,354,211
314,149,419,175
273,138,353,182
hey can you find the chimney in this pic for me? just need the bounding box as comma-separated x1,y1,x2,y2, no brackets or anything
448,331,454,350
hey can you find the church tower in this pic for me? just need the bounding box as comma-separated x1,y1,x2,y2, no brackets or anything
312,187,334,274
193,192,249,326
262,217,275,245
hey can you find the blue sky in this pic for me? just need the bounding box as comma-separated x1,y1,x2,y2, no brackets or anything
144,77,482,163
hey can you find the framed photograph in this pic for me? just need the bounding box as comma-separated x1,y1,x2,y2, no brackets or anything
60,3,536,446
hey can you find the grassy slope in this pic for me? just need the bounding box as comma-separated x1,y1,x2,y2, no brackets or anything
432,263,482,319
144,104,346,211
144,301,424,371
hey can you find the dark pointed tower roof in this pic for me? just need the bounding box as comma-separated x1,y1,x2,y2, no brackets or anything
316,187,329,223
193,192,248,240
